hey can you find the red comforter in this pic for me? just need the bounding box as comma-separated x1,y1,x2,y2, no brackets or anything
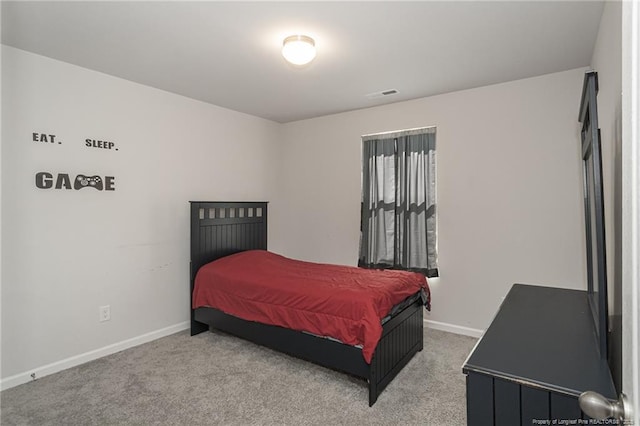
192,250,430,363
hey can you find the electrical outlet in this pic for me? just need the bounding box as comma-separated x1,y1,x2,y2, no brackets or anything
99,305,111,322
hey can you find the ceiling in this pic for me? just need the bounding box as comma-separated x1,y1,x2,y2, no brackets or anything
1,1,604,123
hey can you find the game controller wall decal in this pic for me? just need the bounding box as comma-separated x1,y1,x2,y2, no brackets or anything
74,175,104,190
35,172,115,191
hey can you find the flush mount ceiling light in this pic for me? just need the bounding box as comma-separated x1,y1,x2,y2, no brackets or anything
282,35,316,66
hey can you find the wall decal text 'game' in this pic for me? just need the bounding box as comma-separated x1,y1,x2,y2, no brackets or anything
35,172,115,191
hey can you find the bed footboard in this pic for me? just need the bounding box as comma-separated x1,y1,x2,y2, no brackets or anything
369,299,424,406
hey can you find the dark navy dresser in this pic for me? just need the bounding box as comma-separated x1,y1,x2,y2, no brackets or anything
463,284,616,425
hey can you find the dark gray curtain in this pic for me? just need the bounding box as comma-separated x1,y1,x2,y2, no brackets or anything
359,127,438,277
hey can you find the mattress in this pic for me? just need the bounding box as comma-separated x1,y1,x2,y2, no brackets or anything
193,250,430,363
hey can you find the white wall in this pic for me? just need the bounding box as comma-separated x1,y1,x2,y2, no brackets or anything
591,0,623,302
1,46,280,384
271,68,589,333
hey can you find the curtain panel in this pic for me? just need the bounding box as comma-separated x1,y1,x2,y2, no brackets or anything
359,127,438,277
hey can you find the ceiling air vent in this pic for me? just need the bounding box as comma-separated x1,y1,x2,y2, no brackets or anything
366,89,398,99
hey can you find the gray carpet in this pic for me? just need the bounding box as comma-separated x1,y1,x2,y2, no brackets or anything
1,327,477,425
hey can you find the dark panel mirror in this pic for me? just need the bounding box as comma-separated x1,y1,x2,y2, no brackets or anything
579,71,608,360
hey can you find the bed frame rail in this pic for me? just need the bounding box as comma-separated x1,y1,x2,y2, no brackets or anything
195,299,423,406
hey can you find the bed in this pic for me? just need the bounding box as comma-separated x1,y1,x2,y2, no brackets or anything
189,201,430,406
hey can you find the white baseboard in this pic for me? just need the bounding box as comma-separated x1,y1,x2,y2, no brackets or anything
424,319,484,338
0,321,190,392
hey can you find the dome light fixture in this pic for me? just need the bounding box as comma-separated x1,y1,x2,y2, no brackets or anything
282,35,316,66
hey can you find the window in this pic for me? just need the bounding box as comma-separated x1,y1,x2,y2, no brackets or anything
358,127,438,277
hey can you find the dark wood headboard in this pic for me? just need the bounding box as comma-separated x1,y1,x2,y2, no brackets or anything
189,201,268,334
